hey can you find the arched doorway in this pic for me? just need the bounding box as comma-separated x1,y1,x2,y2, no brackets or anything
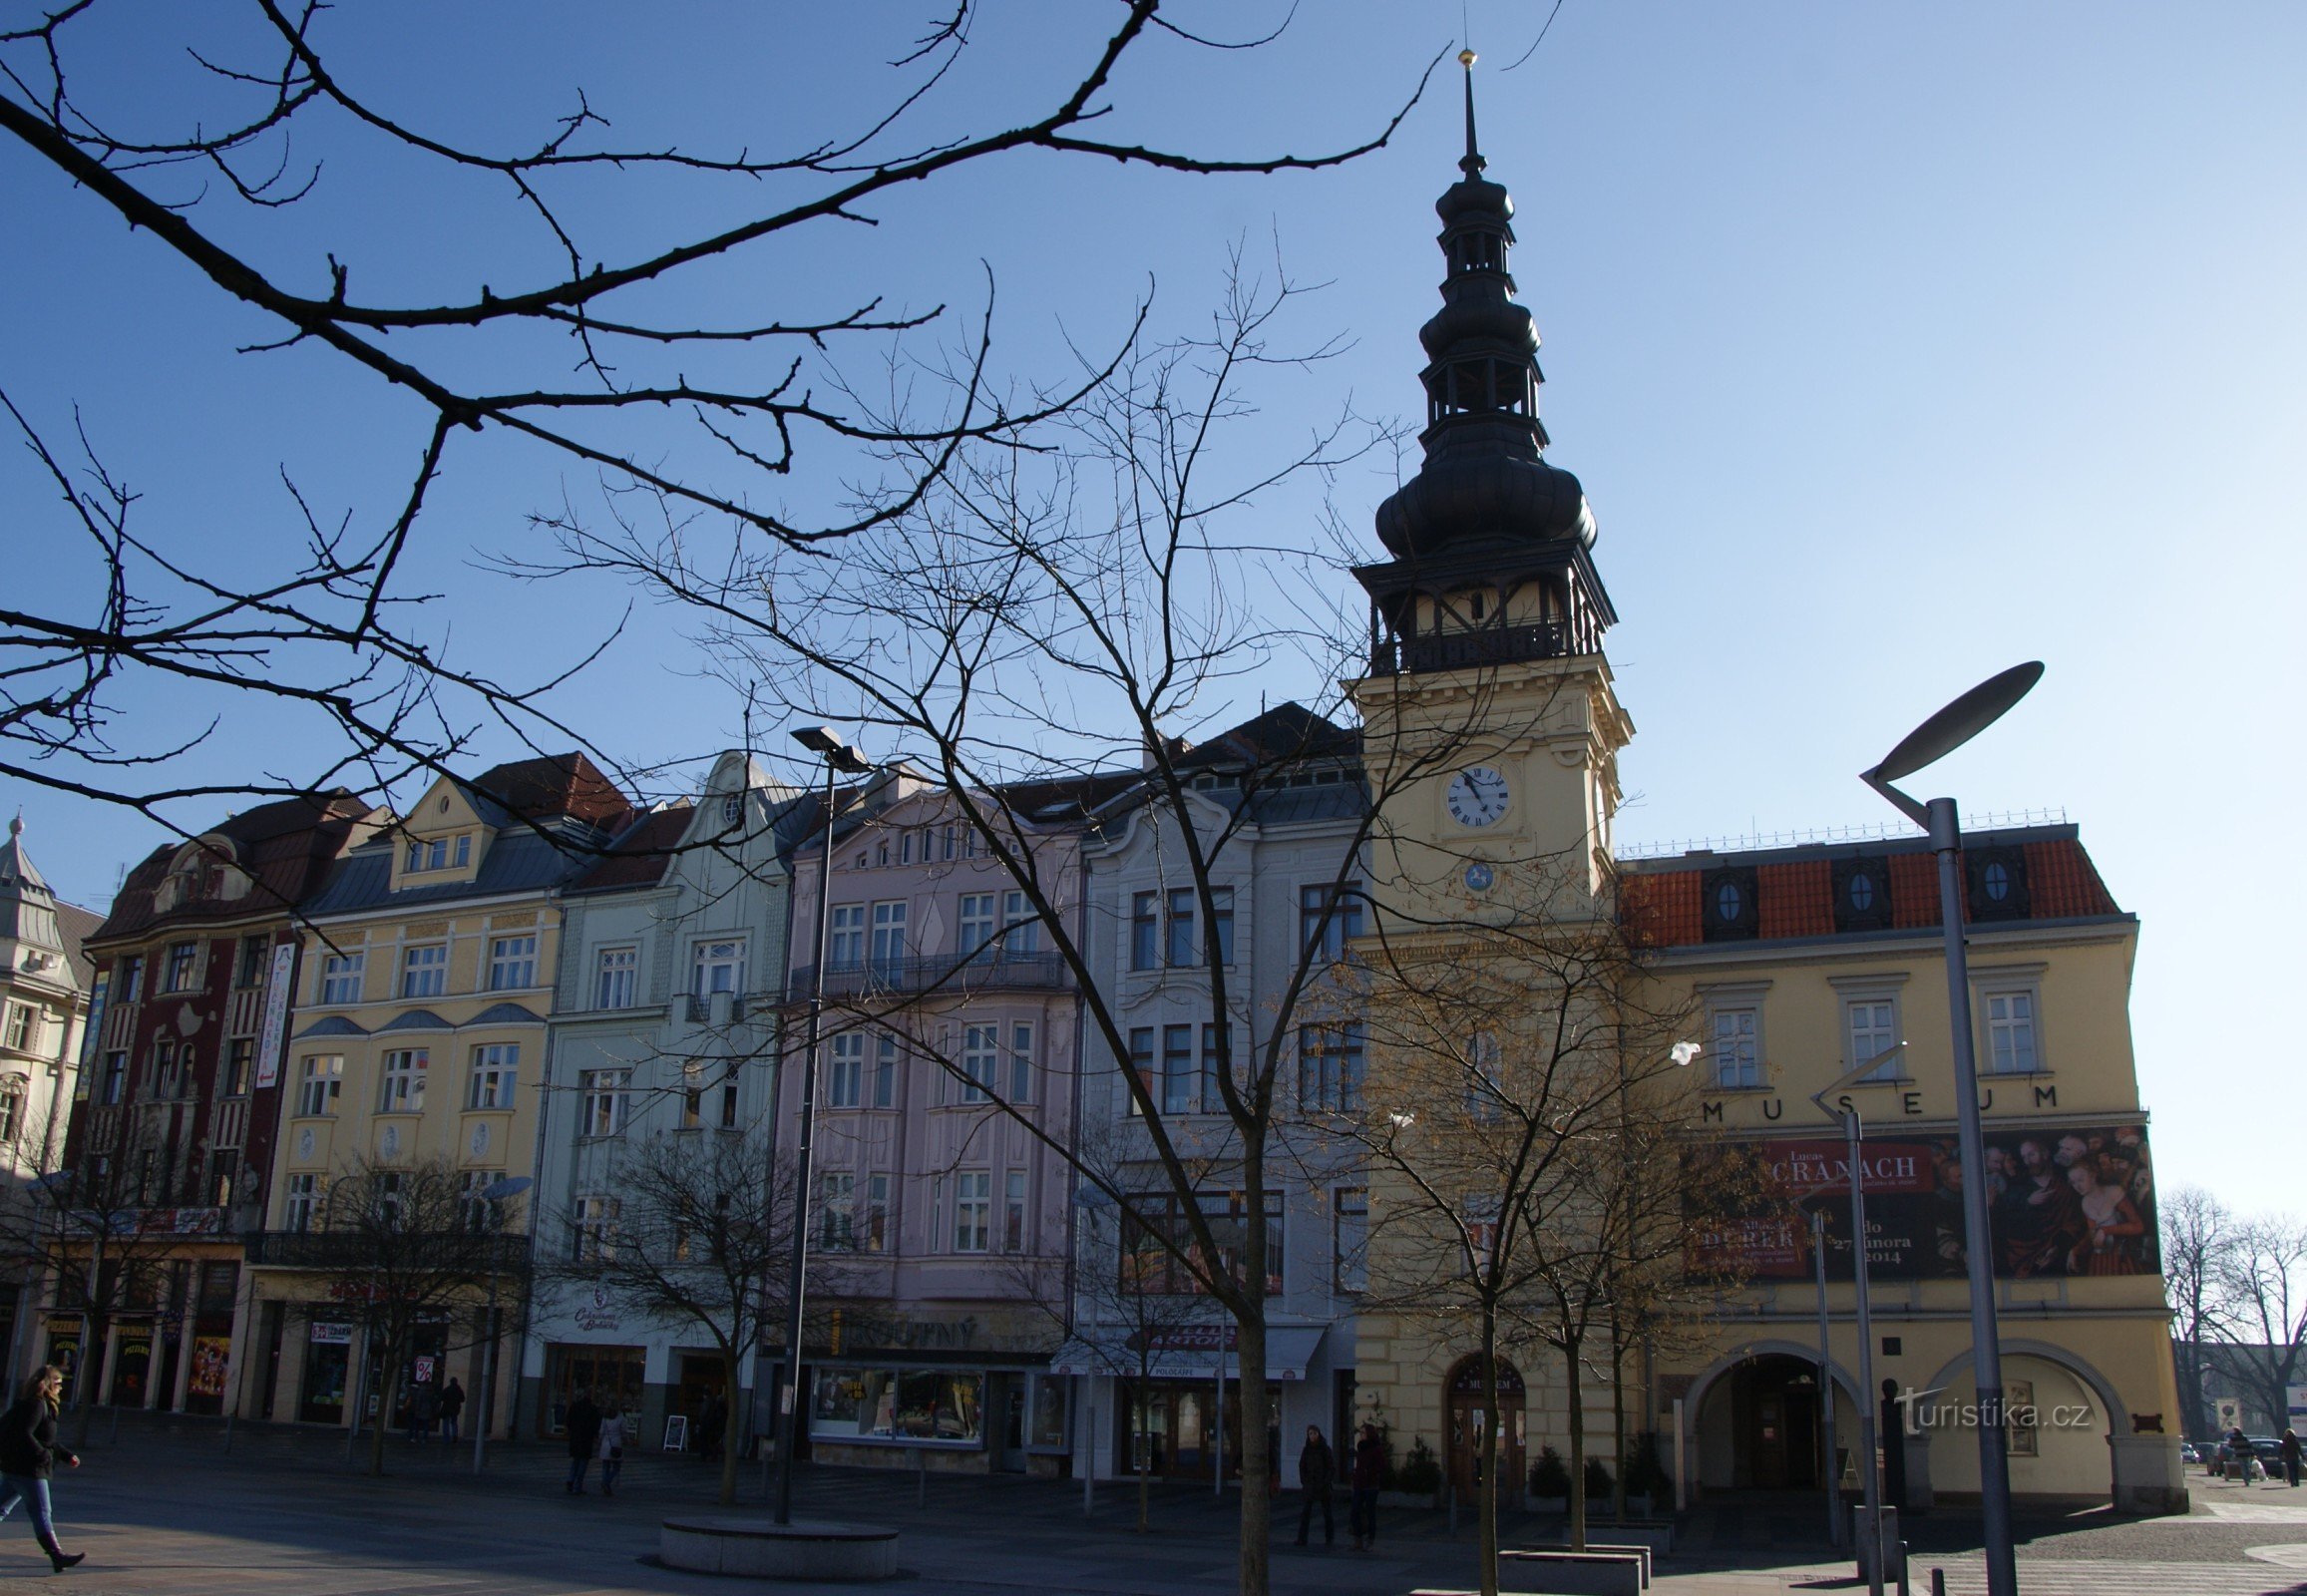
1695,1353,1830,1491
1444,1356,1525,1498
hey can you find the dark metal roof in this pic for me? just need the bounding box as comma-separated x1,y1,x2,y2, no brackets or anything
292,1014,369,1039
301,823,599,919
88,791,378,946
466,1001,546,1026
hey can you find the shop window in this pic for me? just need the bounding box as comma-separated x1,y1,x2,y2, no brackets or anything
810,1368,984,1444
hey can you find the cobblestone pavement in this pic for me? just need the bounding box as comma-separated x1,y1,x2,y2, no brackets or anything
5,1414,2301,1595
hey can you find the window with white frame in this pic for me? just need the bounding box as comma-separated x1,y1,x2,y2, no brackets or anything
1207,887,1234,966
1710,1005,1761,1090
1984,988,2041,1074
296,1054,343,1116
459,1168,506,1232
719,1065,739,1127
869,902,907,973
827,1032,865,1109
400,944,447,999
374,1169,406,1228
865,1173,891,1253
1165,889,1196,967
1161,1023,1194,1114
165,940,198,993
828,905,866,969
1846,998,1901,1080
580,1068,630,1136
692,939,746,998
1201,1022,1230,1114
1,1005,30,1052
959,893,996,958
488,935,538,992
573,1194,619,1261
224,1037,253,1096
1008,1022,1033,1103
874,1035,898,1109
403,834,470,874
379,1048,427,1113
1300,882,1365,962
1333,1186,1368,1294
320,952,363,1004
954,1171,990,1252
284,1172,320,1232
593,946,637,1009
1003,1169,1027,1253
1130,893,1158,971
999,891,1041,956
0,1077,23,1142
1125,1026,1155,1115
820,1171,856,1250
100,1051,127,1105
680,1061,704,1127
1297,1023,1364,1113
961,1023,1000,1103
468,1043,518,1109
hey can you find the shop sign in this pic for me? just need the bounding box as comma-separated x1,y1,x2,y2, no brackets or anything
254,943,295,1089
831,1311,980,1353
309,1322,353,1345
574,1284,621,1334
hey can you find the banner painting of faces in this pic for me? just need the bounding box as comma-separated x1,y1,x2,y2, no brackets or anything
1688,1124,2156,1282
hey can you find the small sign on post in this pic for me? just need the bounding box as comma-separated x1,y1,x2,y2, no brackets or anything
663,1413,689,1452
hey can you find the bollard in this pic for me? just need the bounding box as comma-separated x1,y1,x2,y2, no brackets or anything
1896,1542,1910,1596
1930,1568,1946,1596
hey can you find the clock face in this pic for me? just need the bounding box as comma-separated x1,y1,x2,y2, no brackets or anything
1445,766,1511,829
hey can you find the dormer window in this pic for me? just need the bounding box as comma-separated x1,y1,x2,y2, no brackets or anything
721,791,745,827
404,834,471,874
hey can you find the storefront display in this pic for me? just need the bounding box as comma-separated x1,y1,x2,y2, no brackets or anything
810,1367,984,1445
301,1321,351,1423
544,1344,644,1434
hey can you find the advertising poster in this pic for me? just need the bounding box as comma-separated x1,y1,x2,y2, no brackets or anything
1689,1122,2156,1283
254,943,295,1089
189,1336,231,1399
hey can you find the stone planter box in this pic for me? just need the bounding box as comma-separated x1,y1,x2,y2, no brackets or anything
659,1517,897,1581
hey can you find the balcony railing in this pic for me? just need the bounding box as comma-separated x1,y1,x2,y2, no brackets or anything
1369,619,1574,676
241,1229,533,1270
786,950,1068,1002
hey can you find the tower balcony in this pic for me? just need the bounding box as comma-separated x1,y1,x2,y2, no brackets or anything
1369,618,1576,676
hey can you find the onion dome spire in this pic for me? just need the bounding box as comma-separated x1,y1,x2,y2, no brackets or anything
1373,49,1594,559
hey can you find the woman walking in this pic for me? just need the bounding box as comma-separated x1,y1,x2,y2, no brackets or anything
597,1403,627,1497
0,1366,85,1571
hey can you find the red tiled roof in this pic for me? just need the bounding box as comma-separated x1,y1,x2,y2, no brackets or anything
1889,853,1941,930
2026,838,2119,919
473,752,633,828
1756,861,1832,940
1621,870,1701,949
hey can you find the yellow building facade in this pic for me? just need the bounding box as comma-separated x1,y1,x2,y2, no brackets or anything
243,755,631,1437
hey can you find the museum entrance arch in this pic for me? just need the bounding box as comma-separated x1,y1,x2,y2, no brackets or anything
1695,1352,1834,1492
1444,1355,1525,1499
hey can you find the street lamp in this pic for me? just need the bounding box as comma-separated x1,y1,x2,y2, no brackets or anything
774,727,871,1526
472,1174,533,1474
1861,660,2041,1596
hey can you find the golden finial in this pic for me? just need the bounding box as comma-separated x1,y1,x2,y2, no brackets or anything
1459,48,1477,69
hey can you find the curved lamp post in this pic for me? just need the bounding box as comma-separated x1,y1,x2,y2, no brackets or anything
473,1174,533,1473
774,727,871,1525
1861,660,2041,1596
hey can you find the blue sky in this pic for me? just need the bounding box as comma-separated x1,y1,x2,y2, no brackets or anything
3,3,2301,1195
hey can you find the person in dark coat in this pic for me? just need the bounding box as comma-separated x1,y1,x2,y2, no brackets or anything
565,1390,604,1494
0,1366,84,1571
1348,1422,1385,1551
437,1378,465,1444
2281,1428,2303,1489
1295,1424,1336,1547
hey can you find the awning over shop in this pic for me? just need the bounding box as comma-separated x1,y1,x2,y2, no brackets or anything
1048,1324,1328,1382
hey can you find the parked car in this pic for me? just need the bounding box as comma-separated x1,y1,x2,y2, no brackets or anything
2212,1437,2276,1479
2180,1441,2200,1466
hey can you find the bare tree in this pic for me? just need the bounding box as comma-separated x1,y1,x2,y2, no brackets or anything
534,1126,808,1506
0,6,1432,833
1349,862,1723,1588
2208,1213,2307,1440
523,257,1539,1596
2159,1185,2234,1442
296,1153,502,1476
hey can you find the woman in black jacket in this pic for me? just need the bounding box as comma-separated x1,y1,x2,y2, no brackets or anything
0,1366,84,1571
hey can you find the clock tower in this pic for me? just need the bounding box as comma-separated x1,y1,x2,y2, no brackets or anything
1348,53,1631,916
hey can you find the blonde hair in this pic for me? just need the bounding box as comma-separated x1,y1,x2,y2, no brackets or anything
17,1366,63,1404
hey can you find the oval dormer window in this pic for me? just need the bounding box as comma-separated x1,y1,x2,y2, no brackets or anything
1848,872,1875,913
1715,881,1742,923
1983,861,2010,902
722,792,744,826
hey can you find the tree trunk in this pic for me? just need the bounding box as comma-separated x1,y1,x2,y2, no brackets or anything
369,1343,400,1476
1564,1338,1587,1553
719,1348,742,1506
1477,1311,1501,1596
1235,1314,1271,1596
1609,1313,1629,1522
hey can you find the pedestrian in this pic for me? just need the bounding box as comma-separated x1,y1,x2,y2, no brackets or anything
438,1378,465,1444
598,1403,627,1497
696,1392,725,1462
1348,1421,1385,1552
409,1378,440,1444
566,1389,604,1495
2281,1428,2303,1489
1295,1423,1336,1548
2229,1425,2258,1486
0,1366,85,1571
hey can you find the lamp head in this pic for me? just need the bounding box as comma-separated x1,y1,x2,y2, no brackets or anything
791,725,841,756
1870,662,2044,784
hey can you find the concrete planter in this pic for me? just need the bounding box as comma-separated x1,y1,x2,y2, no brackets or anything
659,1517,898,1580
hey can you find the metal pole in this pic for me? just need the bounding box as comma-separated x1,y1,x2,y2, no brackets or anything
1814,1208,1842,1548
1082,1378,1095,1516
1847,1109,1883,1596
474,1230,500,1474
772,756,841,1525
1213,1342,1225,1496
1928,796,2017,1596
